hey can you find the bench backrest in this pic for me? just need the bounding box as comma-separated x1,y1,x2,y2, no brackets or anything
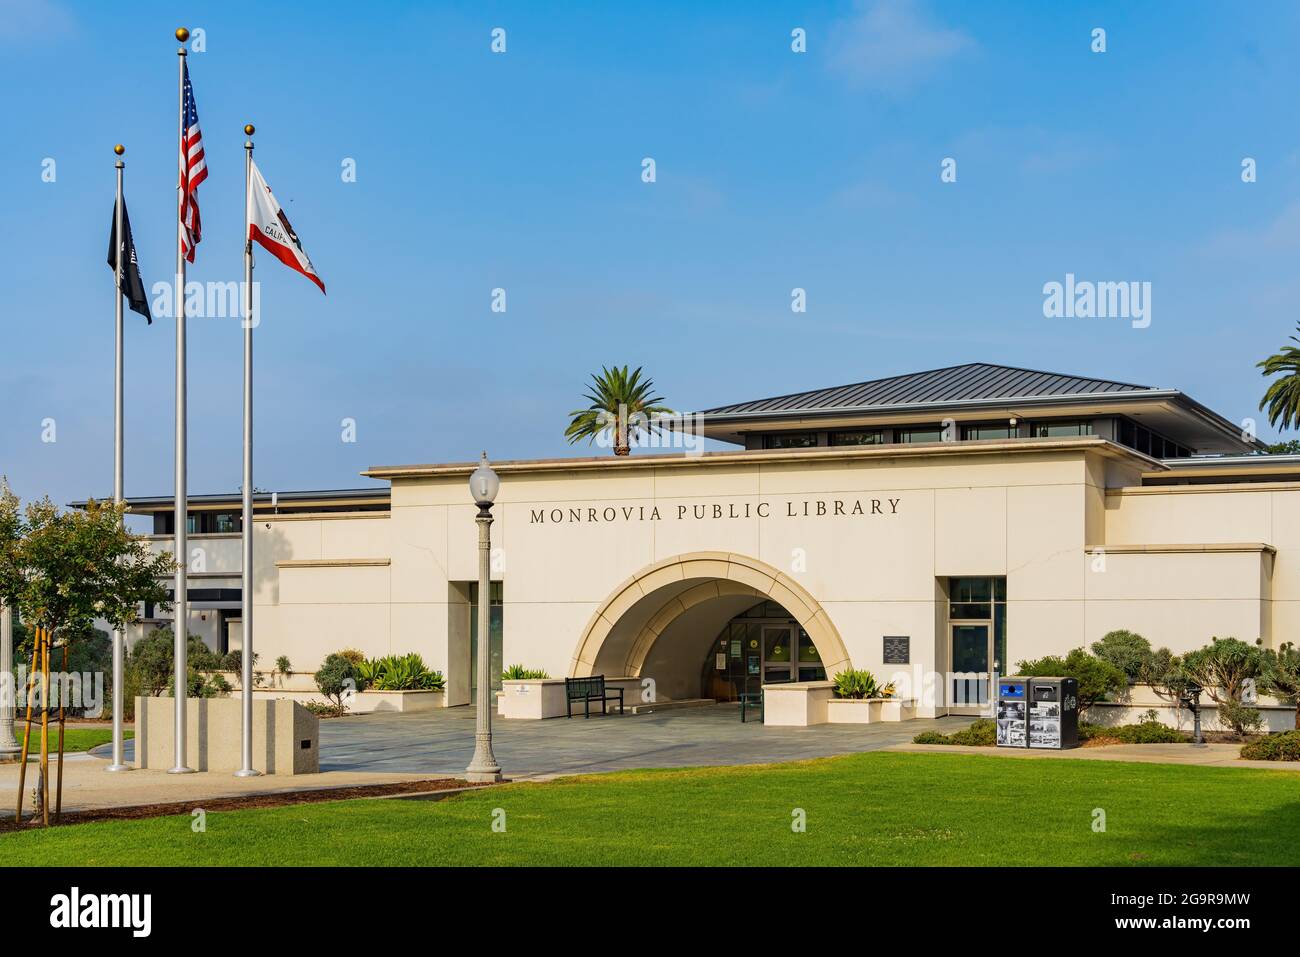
565,676,606,699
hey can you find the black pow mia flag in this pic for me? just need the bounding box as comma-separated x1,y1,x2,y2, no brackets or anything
107,197,151,322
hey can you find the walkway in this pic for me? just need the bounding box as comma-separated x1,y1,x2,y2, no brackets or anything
318,703,967,778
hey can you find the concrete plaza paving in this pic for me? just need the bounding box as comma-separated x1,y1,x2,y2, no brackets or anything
317,703,969,778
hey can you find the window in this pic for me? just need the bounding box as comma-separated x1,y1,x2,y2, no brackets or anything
828,430,886,446
949,577,1008,674
949,576,1006,621
1115,417,1190,458
898,428,945,444
213,512,239,533
762,432,818,450
962,423,1015,440
1031,420,1094,437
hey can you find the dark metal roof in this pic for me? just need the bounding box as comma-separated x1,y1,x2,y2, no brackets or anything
696,363,1153,416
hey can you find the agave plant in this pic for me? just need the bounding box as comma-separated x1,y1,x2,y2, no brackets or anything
502,664,550,680
361,653,446,692
832,669,895,700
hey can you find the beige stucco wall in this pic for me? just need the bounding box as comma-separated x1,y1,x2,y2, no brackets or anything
1103,484,1295,650
243,444,1299,709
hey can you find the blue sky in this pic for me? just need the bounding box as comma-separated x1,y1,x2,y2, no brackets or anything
4,0,1300,510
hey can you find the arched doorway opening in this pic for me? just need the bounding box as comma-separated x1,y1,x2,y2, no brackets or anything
569,552,849,702
699,598,827,702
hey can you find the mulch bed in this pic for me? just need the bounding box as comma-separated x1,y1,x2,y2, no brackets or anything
0,777,495,833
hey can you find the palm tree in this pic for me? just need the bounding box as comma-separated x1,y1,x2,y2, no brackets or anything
565,366,672,456
1259,325,1300,433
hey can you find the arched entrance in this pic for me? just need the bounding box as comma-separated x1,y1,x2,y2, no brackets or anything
569,552,849,701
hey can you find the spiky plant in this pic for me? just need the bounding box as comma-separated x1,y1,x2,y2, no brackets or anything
565,366,672,456
1258,326,1300,433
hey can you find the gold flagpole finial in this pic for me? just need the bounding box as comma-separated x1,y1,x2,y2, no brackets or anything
113,144,125,156
244,124,255,136
175,27,190,43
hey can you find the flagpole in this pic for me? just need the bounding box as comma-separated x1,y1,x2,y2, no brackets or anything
236,123,260,777
170,27,193,774
108,144,130,772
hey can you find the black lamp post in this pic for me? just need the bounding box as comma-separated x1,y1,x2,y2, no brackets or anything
1180,683,1205,747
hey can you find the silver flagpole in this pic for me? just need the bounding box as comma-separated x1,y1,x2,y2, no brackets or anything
0,602,16,756
108,144,130,772
170,28,193,774
236,124,260,777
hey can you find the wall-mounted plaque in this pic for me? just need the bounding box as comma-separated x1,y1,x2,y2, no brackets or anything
883,636,910,665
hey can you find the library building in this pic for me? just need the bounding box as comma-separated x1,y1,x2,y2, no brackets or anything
119,363,1300,728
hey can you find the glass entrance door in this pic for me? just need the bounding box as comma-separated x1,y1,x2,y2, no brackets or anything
761,625,795,685
950,622,991,714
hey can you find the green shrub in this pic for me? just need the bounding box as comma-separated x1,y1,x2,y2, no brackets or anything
304,700,346,718
911,730,949,744
832,668,895,699
1260,642,1300,730
1080,720,1185,744
1180,637,1264,705
1016,648,1126,717
1090,630,1152,683
1240,730,1300,761
133,628,232,699
502,664,549,680
128,629,196,697
949,719,996,746
218,649,260,677
315,653,360,709
1216,699,1264,737
911,719,995,746
275,655,292,674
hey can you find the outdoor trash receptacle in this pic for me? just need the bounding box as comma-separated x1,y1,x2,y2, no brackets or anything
996,677,1028,748
1027,677,1079,750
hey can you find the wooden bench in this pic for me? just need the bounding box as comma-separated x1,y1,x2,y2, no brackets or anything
564,676,625,718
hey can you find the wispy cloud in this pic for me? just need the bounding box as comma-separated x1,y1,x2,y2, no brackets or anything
1199,201,1300,259
828,0,974,91
0,0,74,42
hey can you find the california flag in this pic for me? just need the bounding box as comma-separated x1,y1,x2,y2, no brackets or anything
247,159,325,294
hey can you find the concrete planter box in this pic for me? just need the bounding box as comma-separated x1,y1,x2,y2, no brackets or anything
826,697,884,723
764,682,919,726
826,697,917,723
878,698,918,722
352,689,445,713
135,695,318,774
763,681,834,726
498,677,640,719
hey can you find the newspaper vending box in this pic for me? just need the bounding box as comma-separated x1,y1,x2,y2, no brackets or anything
1027,677,1079,750
996,677,1028,748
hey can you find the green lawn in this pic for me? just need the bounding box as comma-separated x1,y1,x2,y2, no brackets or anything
12,727,132,754
4,751,1299,866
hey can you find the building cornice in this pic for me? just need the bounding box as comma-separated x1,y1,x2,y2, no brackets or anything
363,436,1160,481
275,558,391,569
1109,480,1300,496
1088,542,1277,555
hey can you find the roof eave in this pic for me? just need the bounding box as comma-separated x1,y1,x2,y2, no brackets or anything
690,389,1261,454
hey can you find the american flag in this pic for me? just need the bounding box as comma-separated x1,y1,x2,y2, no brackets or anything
179,63,207,262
